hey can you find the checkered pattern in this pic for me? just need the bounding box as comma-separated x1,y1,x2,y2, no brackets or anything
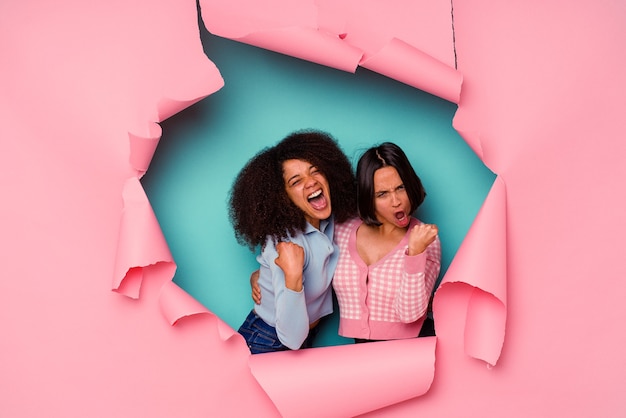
333,218,441,324
333,218,362,319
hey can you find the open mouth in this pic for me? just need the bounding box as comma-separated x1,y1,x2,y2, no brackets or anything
395,211,408,224
307,189,328,210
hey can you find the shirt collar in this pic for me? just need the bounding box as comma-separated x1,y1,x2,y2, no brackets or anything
304,216,333,234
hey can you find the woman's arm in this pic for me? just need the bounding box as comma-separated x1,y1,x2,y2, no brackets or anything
395,224,441,322
259,239,310,349
250,270,261,305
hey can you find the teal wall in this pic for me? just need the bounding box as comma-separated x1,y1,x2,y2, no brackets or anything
141,29,495,347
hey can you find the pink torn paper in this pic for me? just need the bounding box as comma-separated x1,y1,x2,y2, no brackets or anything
249,337,437,418
159,280,210,325
360,37,462,104
200,0,363,72
159,280,237,340
156,93,222,123
452,119,485,165
199,0,461,102
115,0,495,414
113,177,175,299
316,0,456,67
433,176,507,366
129,124,162,178
4,0,626,416
317,0,462,102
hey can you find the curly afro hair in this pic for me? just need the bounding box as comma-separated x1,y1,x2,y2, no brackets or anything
229,129,357,251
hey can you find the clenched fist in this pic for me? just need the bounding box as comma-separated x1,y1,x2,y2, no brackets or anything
275,241,305,291
407,223,438,256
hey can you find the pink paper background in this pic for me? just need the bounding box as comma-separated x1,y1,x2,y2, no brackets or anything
2,0,625,417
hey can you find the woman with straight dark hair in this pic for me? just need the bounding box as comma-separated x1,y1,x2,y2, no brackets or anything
332,142,441,342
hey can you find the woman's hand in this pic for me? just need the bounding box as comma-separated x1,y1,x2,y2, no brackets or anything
250,270,261,304
407,223,438,256
275,241,305,292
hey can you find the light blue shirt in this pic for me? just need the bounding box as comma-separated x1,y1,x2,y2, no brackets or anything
253,217,338,349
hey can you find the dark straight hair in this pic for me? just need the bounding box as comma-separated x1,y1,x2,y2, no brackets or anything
356,142,426,226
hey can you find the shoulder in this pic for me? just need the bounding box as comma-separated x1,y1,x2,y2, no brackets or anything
334,217,360,246
336,217,360,234
337,217,360,229
261,230,306,252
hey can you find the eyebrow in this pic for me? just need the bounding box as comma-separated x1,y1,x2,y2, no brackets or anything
287,173,301,184
375,183,404,194
286,164,315,184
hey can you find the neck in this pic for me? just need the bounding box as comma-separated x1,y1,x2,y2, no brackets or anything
372,221,408,237
307,218,321,230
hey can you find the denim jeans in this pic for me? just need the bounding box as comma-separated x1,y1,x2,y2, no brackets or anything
238,310,320,354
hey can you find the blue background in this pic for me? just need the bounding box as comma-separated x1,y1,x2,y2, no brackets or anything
142,29,495,347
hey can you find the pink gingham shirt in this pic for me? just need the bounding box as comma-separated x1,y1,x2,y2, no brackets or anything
332,217,441,340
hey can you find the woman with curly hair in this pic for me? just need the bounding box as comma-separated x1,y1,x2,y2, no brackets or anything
229,129,356,354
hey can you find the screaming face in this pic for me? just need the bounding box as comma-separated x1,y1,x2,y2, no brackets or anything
283,159,332,229
373,166,412,229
